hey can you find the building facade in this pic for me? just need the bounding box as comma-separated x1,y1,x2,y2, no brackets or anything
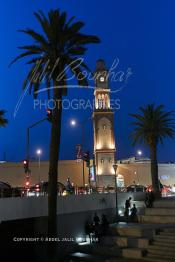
0,160,175,188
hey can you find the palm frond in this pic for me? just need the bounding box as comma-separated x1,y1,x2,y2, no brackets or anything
9,9,100,98
9,50,42,67
18,29,48,48
130,104,175,147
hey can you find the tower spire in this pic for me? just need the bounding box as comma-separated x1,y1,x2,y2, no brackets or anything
93,60,116,187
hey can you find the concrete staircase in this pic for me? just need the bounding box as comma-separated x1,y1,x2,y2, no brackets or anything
144,228,175,262
102,198,175,261
77,224,154,259
123,198,175,261
70,225,175,261
109,225,175,261
70,198,175,261
139,198,175,224
111,225,154,259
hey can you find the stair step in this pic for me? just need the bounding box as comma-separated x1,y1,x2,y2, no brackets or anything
154,200,175,208
154,237,175,243
153,241,175,247
139,215,175,224
144,258,172,262
160,232,175,236
148,244,175,251
145,208,175,216
122,248,146,258
155,234,175,240
146,253,175,262
115,227,143,237
101,236,150,248
163,228,175,233
100,236,128,247
148,248,175,256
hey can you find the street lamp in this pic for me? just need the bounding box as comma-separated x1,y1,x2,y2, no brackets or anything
137,150,142,156
70,117,91,187
70,119,76,126
134,170,140,185
36,149,42,183
113,162,118,220
26,116,49,174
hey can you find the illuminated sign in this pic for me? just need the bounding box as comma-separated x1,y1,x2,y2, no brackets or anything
76,144,82,162
90,166,96,181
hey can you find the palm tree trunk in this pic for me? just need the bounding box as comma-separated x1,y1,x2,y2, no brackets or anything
150,144,160,199
48,86,62,237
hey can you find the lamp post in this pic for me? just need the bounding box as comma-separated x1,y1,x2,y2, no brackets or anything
113,162,118,220
26,117,47,174
36,149,42,183
134,169,140,185
70,118,91,187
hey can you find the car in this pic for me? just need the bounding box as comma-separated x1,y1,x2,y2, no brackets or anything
11,187,24,197
126,184,146,193
0,181,12,197
28,181,65,196
146,184,172,194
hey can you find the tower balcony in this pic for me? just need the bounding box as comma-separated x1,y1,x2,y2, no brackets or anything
94,148,116,153
93,108,114,114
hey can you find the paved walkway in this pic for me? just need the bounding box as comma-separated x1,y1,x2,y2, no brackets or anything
65,253,146,262
66,252,147,262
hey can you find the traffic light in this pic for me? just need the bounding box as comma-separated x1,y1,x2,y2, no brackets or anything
23,159,29,173
25,181,30,187
83,151,90,167
46,109,53,122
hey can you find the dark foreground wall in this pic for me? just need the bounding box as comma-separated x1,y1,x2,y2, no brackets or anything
0,193,146,260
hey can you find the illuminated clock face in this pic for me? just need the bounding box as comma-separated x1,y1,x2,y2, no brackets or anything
99,76,105,82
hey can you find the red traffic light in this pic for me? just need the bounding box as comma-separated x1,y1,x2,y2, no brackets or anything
25,181,30,186
46,108,53,122
46,109,51,114
23,159,29,173
23,159,28,166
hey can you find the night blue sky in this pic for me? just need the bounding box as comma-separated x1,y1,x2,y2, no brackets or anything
1,0,175,162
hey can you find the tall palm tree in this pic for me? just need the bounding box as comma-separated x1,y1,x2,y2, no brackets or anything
10,9,100,237
0,110,8,126
130,104,175,197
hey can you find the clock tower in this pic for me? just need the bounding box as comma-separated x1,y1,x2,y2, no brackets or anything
93,59,116,187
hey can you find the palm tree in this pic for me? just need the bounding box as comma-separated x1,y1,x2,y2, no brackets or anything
130,104,175,197
0,110,8,126
9,9,100,239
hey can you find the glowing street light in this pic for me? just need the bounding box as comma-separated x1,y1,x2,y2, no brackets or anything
70,119,76,126
36,149,42,183
36,149,42,155
70,117,91,187
137,150,142,156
